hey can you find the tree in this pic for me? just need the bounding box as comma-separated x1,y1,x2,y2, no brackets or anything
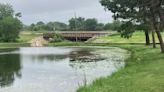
0,4,14,19
100,0,164,52
100,0,150,42
45,22,54,31
104,21,122,31
96,23,105,31
35,21,46,31
84,18,98,31
53,22,68,31
69,17,85,31
104,23,112,30
0,4,22,42
29,21,68,31
144,0,164,52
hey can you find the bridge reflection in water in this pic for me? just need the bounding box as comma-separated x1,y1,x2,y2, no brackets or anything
43,31,111,41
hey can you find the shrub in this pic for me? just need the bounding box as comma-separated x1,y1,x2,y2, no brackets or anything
50,33,65,42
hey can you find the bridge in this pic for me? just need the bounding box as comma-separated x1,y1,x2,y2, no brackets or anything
43,31,111,41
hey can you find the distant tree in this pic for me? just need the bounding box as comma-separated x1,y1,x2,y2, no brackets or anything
84,18,98,31
104,23,112,30
35,21,46,31
69,17,85,31
53,22,68,31
29,23,35,31
0,4,22,42
28,21,68,31
104,21,122,31
96,23,105,31
45,22,54,31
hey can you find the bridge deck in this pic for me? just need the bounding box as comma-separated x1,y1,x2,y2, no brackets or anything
56,31,110,38
44,31,112,41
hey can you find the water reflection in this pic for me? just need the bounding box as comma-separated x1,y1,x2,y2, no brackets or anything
0,54,21,87
0,47,128,92
29,55,67,62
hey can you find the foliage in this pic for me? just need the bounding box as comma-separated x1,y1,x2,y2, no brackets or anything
50,34,65,43
96,23,104,31
69,17,107,31
0,4,14,19
104,20,122,31
29,21,68,31
118,21,135,39
0,3,22,42
69,17,85,31
84,18,98,31
27,17,123,32
100,0,164,52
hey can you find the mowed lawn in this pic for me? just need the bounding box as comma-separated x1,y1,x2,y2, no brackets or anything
89,32,164,44
18,31,44,42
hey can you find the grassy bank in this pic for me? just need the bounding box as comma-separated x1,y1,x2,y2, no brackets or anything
0,43,30,48
77,44,164,92
18,31,43,42
0,31,44,48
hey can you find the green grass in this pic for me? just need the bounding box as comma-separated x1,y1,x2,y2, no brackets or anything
18,31,44,42
77,45,164,92
89,32,164,43
0,31,43,48
0,43,30,48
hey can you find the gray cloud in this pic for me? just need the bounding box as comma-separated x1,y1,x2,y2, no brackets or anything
0,0,113,25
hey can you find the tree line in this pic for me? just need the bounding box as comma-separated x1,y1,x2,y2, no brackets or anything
25,18,122,31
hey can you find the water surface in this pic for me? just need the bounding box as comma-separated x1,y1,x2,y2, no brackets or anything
0,47,128,92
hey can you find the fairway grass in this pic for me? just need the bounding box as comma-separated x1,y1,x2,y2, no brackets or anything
77,45,164,92
18,31,44,42
89,32,164,44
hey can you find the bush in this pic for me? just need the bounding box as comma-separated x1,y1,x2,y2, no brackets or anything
50,34,65,42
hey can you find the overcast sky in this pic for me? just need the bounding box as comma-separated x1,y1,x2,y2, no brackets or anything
0,0,113,25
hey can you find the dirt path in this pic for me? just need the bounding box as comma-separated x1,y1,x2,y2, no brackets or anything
30,36,47,47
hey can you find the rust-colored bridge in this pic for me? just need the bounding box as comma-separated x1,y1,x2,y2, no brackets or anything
44,31,111,41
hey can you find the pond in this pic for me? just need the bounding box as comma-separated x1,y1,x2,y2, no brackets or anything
0,47,129,92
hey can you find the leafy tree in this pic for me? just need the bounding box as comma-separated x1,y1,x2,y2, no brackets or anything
104,23,112,30
104,20,122,31
0,4,14,19
45,22,54,31
35,21,46,31
84,18,98,31
28,21,68,31
100,0,164,50
96,23,105,31
69,17,85,31
0,4,22,42
50,34,65,42
53,22,68,31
